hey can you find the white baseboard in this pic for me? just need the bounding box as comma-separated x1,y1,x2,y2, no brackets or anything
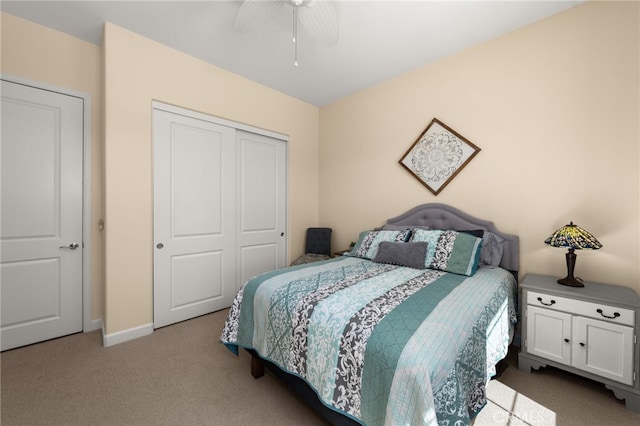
102,323,153,347
84,318,103,332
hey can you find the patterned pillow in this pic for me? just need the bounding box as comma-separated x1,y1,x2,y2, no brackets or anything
347,229,411,260
373,241,428,269
410,229,483,276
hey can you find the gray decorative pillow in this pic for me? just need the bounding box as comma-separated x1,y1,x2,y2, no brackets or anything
373,241,428,269
479,231,505,268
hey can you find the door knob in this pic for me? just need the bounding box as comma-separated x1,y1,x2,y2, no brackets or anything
156,243,164,249
59,243,79,249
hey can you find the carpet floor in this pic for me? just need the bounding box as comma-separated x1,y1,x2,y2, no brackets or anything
2,309,639,425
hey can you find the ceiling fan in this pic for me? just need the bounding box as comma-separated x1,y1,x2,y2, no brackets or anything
233,0,340,66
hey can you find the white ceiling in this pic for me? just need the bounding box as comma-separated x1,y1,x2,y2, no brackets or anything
1,0,583,106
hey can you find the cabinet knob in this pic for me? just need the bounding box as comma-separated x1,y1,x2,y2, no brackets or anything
564,338,570,343
579,342,585,347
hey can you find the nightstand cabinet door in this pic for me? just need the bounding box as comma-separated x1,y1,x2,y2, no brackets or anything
572,316,634,385
526,305,572,365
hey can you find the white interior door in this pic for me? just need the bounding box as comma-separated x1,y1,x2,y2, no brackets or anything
1,80,83,351
236,130,287,290
153,109,236,328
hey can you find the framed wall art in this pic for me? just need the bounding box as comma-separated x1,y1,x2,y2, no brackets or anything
399,118,480,195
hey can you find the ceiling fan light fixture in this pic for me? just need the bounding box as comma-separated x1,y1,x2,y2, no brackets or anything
234,0,339,68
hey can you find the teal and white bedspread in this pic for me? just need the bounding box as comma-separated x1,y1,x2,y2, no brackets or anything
221,256,517,426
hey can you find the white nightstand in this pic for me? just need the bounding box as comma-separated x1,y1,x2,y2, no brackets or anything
518,273,640,412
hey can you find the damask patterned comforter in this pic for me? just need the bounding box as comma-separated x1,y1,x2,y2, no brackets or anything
221,256,517,426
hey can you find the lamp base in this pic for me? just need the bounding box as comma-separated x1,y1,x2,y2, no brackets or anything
557,276,584,287
556,248,584,287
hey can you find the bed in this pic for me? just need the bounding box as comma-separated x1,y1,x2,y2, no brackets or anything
221,203,519,425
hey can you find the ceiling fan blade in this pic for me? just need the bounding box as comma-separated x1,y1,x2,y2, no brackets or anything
299,0,339,47
233,0,285,33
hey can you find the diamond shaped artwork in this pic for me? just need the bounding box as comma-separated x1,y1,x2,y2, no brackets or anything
399,118,480,195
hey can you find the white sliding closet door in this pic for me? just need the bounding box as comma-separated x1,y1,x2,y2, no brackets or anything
153,109,236,328
153,106,287,328
236,130,287,290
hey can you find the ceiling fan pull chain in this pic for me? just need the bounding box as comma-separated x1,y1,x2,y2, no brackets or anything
293,4,299,66
292,4,297,44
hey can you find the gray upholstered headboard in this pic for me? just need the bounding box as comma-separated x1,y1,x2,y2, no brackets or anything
384,203,519,275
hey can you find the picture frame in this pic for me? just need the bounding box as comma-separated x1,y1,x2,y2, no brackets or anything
399,118,480,195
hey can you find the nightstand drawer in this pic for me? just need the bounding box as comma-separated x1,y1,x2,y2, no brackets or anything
527,291,635,326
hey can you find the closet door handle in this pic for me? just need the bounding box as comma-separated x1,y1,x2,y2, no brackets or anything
59,243,79,250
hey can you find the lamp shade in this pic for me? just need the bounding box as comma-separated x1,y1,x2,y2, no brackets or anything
544,222,602,250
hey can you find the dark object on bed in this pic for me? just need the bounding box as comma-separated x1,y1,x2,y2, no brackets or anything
225,203,519,425
291,227,333,266
373,241,429,269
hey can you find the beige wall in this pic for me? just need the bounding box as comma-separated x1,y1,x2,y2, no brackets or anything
1,14,320,336
103,23,319,334
319,1,640,291
3,0,639,338
1,13,104,321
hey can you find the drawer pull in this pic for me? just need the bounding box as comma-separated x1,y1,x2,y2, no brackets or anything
596,308,620,320
537,297,556,306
